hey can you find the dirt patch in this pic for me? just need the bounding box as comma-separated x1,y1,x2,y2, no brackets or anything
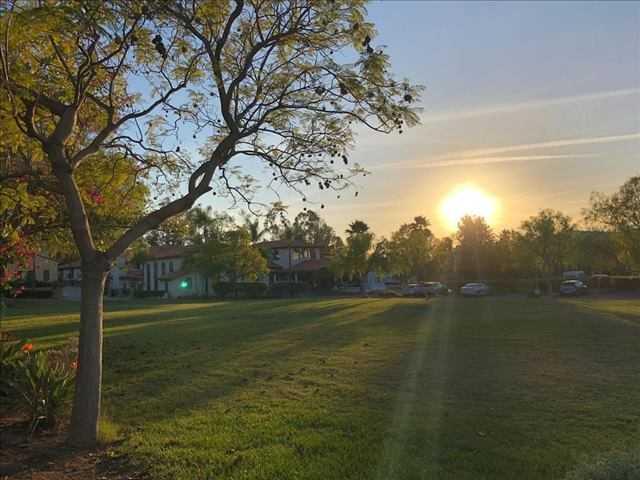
0,416,146,480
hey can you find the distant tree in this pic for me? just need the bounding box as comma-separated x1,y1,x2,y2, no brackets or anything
431,236,454,278
187,228,267,285
187,207,236,245
586,176,640,270
454,215,495,281
346,220,371,235
242,214,267,243
289,210,339,246
331,220,375,292
263,202,293,240
145,214,192,247
388,216,434,283
520,209,575,294
494,229,525,279
569,231,623,274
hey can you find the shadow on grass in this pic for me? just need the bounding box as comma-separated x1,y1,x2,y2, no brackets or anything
102,300,430,426
5,298,375,345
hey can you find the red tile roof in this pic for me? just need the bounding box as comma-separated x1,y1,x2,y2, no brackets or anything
290,258,331,272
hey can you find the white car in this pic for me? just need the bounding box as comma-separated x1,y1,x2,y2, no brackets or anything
460,282,490,297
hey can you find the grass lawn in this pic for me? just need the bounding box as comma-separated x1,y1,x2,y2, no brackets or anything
3,296,640,479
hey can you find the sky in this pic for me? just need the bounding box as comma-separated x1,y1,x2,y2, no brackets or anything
201,1,640,238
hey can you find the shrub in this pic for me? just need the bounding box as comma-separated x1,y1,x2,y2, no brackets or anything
0,334,24,403
133,289,166,298
10,338,78,432
565,451,640,480
213,281,236,298
268,282,310,298
238,282,268,298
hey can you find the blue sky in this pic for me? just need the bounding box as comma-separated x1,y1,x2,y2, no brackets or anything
201,1,640,238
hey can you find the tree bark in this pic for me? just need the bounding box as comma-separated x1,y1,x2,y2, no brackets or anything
68,264,107,447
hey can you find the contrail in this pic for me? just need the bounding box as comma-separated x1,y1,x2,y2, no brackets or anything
448,132,640,159
422,87,640,123
373,153,598,171
372,132,640,170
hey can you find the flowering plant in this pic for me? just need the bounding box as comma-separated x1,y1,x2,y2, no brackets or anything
4,338,79,432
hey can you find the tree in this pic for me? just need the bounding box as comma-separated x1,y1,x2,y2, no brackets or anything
331,220,386,293
570,231,623,274
454,215,495,281
431,236,453,279
242,213,267,243
186,207,235,245
520,209,575,294
586,176,640,270
1,1,420,444
387,216,433,283
187,228,267,285
289,210,338,246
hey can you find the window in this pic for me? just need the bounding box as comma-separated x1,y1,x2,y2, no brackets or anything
161,262,166,275
169,261,174,273
153,262,158,290
43,270,50,282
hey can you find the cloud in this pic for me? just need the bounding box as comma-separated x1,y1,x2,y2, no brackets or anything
444,132,640,159
422,87,640,123
370,132,640,170
373,153,599,171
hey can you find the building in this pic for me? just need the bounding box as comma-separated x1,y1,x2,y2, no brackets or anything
138,241,334,298
140,246,210,297
15,252,58,284
107,255,143,296
255,240,332,287
58,255,143,299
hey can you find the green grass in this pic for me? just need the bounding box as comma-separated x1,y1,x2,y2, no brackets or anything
3,296,640,479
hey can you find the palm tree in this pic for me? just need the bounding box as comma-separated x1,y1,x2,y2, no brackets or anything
242,214,266,243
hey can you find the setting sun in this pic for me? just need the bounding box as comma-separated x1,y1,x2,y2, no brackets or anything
440,185,498,231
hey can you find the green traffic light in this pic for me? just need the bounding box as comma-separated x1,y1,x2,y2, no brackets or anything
180,280,188,288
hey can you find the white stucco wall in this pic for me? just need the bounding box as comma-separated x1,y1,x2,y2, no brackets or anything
143,257,184,291
164,272,209,298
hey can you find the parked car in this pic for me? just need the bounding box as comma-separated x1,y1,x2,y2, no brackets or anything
406,283,427,296
424,282,450,296
559,280,588,296
460,282,490,297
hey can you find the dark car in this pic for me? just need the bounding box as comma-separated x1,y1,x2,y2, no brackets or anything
559,280,588,296
424,282,450,296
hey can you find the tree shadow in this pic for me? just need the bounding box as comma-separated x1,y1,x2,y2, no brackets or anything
100,300,429,426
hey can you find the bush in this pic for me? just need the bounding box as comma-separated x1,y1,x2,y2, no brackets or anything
268,282,310,298
238,282,268,298
0,334,24,403
213,281,236,298
212,282,268,298
133,289,166,298
565,451,640,480
9,338,78,432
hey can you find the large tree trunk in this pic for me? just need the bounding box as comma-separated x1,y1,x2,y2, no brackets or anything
68,265,107,447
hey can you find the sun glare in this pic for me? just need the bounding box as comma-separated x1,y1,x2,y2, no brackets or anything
440,185,498,231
